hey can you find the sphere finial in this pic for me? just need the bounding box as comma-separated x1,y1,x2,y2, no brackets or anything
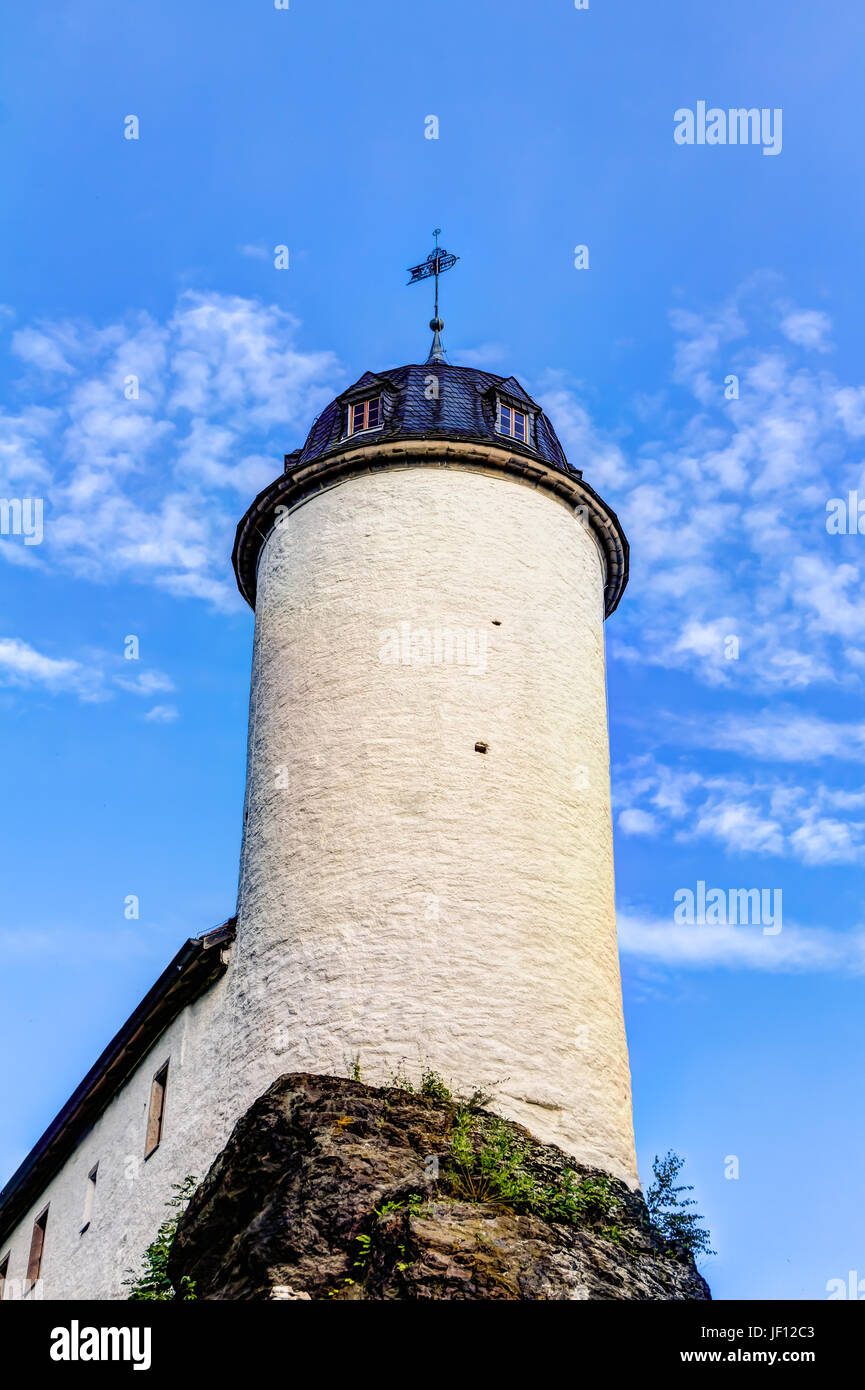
406,229,459,365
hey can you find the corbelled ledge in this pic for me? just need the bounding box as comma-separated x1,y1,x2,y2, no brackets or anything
232,439,629,617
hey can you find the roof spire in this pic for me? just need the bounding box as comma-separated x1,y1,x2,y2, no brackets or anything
407,229,459,364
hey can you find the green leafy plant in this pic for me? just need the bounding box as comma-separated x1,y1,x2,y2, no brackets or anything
419,1070,452,1103
123,1176,198,1300
374,1199,405,1219
646,1151,715,1258
353,1232,372,1270
540,1170,619,1229
444,1111,619,1234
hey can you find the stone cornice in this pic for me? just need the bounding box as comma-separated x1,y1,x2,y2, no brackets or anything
232,440,629,617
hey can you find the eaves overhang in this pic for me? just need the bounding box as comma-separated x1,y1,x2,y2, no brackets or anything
232,439,629,618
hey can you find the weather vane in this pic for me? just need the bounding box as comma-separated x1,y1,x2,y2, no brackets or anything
407,229,459,364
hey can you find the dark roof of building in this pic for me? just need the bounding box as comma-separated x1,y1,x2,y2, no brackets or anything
296,362,573,474
232,359,630,617
0,921,235,1251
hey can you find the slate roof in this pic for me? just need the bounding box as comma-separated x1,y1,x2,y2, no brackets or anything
232,359,629,616
294,362,575,476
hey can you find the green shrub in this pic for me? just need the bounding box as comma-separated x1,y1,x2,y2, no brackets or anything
646,1151,715,1258
122,1176,198,1300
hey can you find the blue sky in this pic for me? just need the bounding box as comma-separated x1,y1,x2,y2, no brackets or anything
2,0,865,1301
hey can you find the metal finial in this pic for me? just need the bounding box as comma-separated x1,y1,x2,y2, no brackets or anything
407,229,459,363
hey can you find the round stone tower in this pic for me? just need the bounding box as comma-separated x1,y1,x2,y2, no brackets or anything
229,357,637,1186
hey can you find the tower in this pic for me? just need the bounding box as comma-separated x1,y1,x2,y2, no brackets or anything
229,341,636,1185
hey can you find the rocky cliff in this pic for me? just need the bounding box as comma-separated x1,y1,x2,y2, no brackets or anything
169,1073,710,1301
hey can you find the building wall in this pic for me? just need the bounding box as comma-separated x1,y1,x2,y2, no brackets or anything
0,971,234,1302
232,462,638,1185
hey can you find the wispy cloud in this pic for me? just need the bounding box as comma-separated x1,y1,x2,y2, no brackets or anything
780,308,832,353
144,703,179,723
540,282,865,694
0,635,175,706
615,753,865,866
685,710,865,764
1,291,342,611
0,637,103,700
618,910,865,974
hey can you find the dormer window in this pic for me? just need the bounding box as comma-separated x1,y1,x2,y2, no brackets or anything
498,402,528,443
348,396,382,436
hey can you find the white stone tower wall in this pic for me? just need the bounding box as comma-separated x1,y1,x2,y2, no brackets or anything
230,462,638,1186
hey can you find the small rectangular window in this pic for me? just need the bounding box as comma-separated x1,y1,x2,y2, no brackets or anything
348,396,381,435
26,1207,48,1292
80,1163,98,1234
0,1253,9,1302
145,1062,169,1159
498,403,528,442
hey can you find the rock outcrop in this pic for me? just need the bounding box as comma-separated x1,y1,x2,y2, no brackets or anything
169,1073,710,1301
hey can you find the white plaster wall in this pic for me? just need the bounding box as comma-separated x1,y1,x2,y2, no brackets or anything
1,459,638,1301
0,970,234,1302
232,463,638,1185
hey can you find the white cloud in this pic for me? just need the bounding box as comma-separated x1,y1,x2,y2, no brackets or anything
689,711,865,764
780,309,832,353
11,327,75,374
1,291,342,609
614,753,865,866
144,704,179,723
618,910,865,974
834,386,865,436
0,635,176,707
691,800,785,856
539,283,865,696
789,817,864,865
0,637,101,700
618,807,657,836
115,670,175,696
536,375,630,491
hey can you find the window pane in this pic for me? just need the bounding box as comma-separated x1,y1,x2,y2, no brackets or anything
367,398,381,426
514,413,526,440
500,407,511,433
351,404,363,431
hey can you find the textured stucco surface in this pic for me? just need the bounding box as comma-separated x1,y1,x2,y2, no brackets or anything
0,971,234,1301
232,463,638,1185
1,458,638,1300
